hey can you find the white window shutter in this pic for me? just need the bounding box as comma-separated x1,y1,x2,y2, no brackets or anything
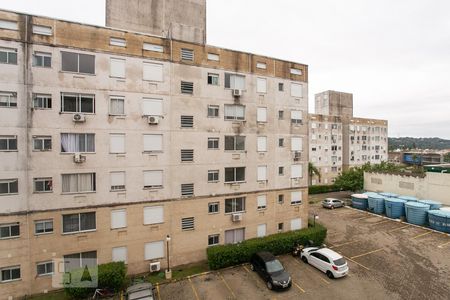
111,209,127,229
291,218,302,230
112,246,127,263
144,241,164,260
257,195,267,208
257,107,267,122
257,224,267,237
291,137,303,151
257,136,267,152
143,134,163,152
142,98,163,116
110,134,125,153
291,191,302,203
290,83,303,97
143,206,164,225
110,172,125,186
291,165,302,178
110,58,125,78
143,62,163,81
291,110,302,120
257,166,267,181
143,170,163,188
256,78,267,93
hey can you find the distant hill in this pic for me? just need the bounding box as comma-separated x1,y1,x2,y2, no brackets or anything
388,137,450,150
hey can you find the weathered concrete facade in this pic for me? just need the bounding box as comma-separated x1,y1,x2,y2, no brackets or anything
0,8,309,298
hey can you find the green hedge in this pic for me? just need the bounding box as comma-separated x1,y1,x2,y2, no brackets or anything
308,184,342,195
64,261,127,299
206,223,327,270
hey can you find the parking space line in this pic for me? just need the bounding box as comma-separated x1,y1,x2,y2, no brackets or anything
350,248,383,259
218,272,237,299
438,240,450,248
243,265,250,273
369,219,391,226
411,231,432,240
156,283,161,300
330,240,359,248
292,257,330,284
354,215,373,221
342,255,370,271
188,277,200,300
293,281,305,293
388,224,410,232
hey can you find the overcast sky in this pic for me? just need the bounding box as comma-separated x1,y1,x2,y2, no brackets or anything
2,0,449,138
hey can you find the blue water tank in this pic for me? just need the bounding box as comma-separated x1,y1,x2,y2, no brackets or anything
379,192,398,198
385,198,407,219
405,202,430,226
363,192,379,197
368,194,385,214
351,194,368,210
428,210,450,233
397,195,418,202
419,200,442,210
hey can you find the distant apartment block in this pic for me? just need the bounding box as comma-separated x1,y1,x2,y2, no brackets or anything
309,91,388,185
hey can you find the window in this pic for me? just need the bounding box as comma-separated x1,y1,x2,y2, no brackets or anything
143,170,163,189
110,58,125,78
143,134,163,152
33,94,52,109
291,110,303,124
290,83,303,97
144,241,164,260
0,20,18,30
208,73,219,85
256,62,266,69
112,247,127,263
278,223,284,232
35,219,53,235
63,251,97,272
142,98,162,117
207,105,219,117
225,136,245,151
144,206,164,224
208,170,219,183
62,212,96,233
36,261,54,276
224,73,245,89
0,136,17,151
110,172,125,191
31,136,51,152
60,133,95,153
0,266,20,283
290,68,302,75
32,25,52,36
207,53,219,61
60,93,95,113
208,138,219,149
291,137,303,151
181,48,194,61
110,37,126,47
181,115,194,128
208,202,219,214
0,92,17,107
278,110,284,119
291,164,303,178
224,104,245,121
181,81,194,94
143,43,164,52
257,107,267,122
181,183,194,197
181,217,194,230
208,234,219,246
224,228,245,244
0,223,19,239
257,166,267,181
278,166,284,175
61,51,95,74
33,52,52,68
291,218,302,230
0,179,18,195
257,136,267,152
225,197,245,213
225,167,245,183
256,78,267,93
108,134,125,154
33,177,53,193
278,194,284,204
257,224,267,237
111,209,127,229
181,149,194,162
143,62,163,82
0,47,17,64
291,191,302,205
61,173,96,193
257,195,267,210
278,83,284,91
278,138,284,147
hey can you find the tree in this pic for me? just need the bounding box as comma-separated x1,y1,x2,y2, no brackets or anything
308,162,321,185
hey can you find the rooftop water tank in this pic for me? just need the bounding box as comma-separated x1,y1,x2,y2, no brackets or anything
397,195,419,202
363,192,379,197
385,198,407,219
379,192,398,198
440,207,450,212
405,202,430,226
368,194,385,214
351,194,368,210
428,210,450,233
419,200,442,210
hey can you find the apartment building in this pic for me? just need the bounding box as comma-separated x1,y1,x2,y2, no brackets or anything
309,91,388,185
0,2,309,298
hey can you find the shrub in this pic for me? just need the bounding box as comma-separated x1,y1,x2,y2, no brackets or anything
206,224,327,270
308,185,341,194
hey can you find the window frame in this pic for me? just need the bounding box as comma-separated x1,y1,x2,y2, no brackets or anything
224,136,245,151
32,136,52,151
207,105,219,118
207,73,219,86
36,261,54,277
207,137,219,150
60,133,95,153
60,93,95,114
0,92,17,107
62,212,96,234
34,219,53,235
224,104,245,121
224,167,246,183
61,173,96,194
0,223,20,239
208,234,220,246
0,135,17,151
208,202,220,214
0,179,18,195
0,265,21,283
0,47,17,65
207,170,219,183
33,93,52,109
224,197,246,214
32,51,52,68
33,177,53,193
61,51,95,75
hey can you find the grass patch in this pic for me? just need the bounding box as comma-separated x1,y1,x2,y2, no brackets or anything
144,261,209,285
28,290,68,300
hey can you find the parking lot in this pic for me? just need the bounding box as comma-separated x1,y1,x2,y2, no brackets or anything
155,199,450,300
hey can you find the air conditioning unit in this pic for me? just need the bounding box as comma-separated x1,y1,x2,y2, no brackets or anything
232,89,243,97
149,262,161,273
72,113,86,123
147,116,160,125
73,153,86,163
293,151,301,161
231,213,242,222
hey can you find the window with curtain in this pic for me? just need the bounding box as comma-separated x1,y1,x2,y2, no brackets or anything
224,73,245,89
60,133,95,153
224,228,245,244
62,173,96,193
110,96,124,115
224,104,245,120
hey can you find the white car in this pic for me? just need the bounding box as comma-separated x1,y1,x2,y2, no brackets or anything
300,247,349,278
